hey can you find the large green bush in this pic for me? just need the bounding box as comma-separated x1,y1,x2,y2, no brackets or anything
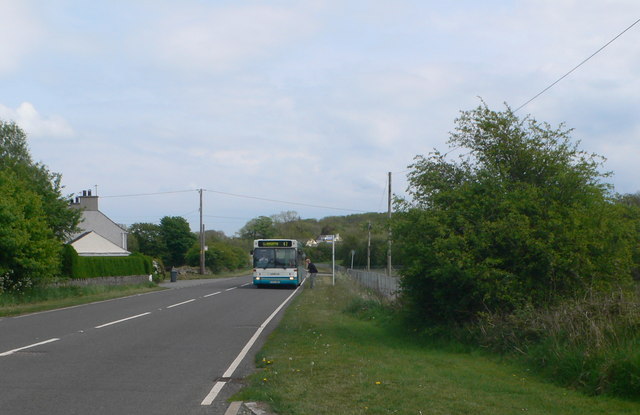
394,103,635,323
0,170,61,292
61,246,152,279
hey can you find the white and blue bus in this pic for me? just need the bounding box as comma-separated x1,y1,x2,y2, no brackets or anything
252,239,305,287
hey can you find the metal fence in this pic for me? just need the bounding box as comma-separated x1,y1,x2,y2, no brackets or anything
339,267,400,301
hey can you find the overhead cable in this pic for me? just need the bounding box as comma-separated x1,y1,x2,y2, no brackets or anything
204,189,367,213
514,17,640,112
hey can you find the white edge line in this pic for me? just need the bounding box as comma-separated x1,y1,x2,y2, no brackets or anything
167,299,196,309
204,291,222,298
95,312,151,329
201,285,301,405
200,381,227,406
0,338,60,357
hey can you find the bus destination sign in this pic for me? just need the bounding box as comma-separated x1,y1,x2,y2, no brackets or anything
258,240,293,248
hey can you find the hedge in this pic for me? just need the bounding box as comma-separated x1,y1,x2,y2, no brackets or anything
61,245,152,279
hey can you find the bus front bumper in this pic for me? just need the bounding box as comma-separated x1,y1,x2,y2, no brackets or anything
253,276,299,286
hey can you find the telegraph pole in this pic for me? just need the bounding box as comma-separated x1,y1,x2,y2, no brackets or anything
199,188,205,275
387,172,392,277
332,235,336,286
367,221,371,271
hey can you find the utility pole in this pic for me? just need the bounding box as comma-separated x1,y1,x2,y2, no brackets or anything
332,235,336,286
367,221,371,271
387,172,392,277
199,188,205,275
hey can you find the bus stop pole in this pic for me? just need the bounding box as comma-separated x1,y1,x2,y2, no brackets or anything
332,236,335,286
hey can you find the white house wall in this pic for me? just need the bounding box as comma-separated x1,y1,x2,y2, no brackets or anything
77,210,128,250
71,231,130,257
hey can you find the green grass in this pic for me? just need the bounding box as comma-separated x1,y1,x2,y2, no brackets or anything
0,283,162,317
233,274,640,414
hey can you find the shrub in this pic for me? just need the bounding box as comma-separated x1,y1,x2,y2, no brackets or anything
469,288,640,398
61,250,152,279
394,103,635,323
0,170,62,293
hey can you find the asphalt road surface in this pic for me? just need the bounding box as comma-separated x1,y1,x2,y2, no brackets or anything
0,276,301,414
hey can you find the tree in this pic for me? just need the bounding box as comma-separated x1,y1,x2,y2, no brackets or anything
160,216,196,267
393,103,635,323
270,210,300,224
0,120,80,292
238,216,275,240
1,121,80,241
128,222,166,259
0,170,61,292
186,241,249,273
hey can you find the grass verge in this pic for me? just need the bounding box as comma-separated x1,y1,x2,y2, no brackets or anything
233,274,640,414
0,283,162,317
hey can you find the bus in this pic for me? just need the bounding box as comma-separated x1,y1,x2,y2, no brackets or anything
252,239,306,287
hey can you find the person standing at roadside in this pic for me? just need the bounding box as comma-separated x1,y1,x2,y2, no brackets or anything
306,258,318,289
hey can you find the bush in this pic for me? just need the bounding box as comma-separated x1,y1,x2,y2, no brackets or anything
60,248,152,279
394,103,635,323
304,243,333,263
469,289,640,398
0,170,62,293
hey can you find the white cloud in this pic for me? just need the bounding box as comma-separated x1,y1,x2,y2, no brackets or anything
0,102,74,138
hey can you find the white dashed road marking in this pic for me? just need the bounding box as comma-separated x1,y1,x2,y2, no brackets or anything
0,338,60,357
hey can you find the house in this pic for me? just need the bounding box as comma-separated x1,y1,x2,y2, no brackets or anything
68,190,130,256
316,234,342,243
68,231,130,257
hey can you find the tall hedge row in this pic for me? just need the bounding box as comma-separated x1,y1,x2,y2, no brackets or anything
61,245,152,279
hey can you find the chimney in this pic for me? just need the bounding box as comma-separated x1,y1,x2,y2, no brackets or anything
71,189,99,211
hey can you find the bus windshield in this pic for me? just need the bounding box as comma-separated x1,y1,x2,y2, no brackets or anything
253,248,297,268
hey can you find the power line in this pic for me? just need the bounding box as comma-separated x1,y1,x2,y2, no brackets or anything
204,189,367,213
101,186,369,213
101,189,195,198
514,17,640,112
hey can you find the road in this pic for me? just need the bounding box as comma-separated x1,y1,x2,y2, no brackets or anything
0,276,301,414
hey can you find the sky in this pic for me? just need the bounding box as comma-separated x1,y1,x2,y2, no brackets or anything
1,0,639,236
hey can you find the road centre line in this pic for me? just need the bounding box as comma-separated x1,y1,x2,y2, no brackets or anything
167,299,196,308
95,312,151,329
204,291,222,298
201,285,301,405
0,338,60,357
225,287,236,292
